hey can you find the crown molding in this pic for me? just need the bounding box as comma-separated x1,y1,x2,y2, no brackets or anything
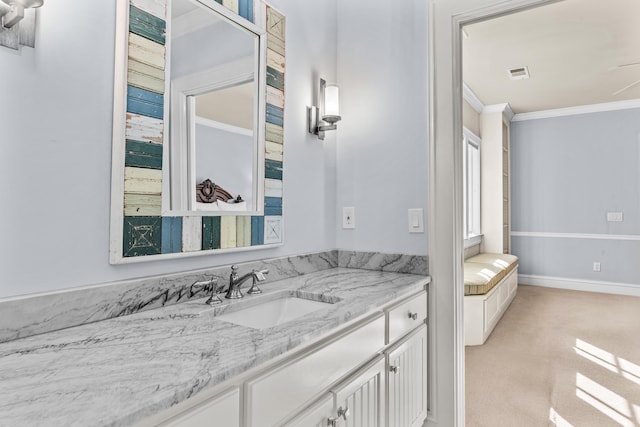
462,83,484,113
482,102,514,121
512,98,640,122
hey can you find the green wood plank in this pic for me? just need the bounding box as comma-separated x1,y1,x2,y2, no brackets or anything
130,5,166,45
202,216,221,250
265,159,283,180
125,140,163,169
266,66,285,91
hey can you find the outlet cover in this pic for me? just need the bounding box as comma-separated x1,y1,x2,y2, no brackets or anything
343,207,355,229
593,262,601,272
607,212,623,222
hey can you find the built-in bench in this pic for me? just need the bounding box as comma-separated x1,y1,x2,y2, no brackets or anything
464,253,518,345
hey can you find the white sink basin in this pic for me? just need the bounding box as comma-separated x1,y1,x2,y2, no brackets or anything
215,296,332,330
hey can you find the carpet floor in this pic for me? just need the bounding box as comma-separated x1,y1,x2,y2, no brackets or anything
465,285,640,427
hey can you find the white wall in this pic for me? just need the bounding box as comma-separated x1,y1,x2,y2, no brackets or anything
336,0,430,256
0,0,338,298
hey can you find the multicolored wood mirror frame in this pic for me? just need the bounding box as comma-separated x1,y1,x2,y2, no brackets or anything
110,0,285,263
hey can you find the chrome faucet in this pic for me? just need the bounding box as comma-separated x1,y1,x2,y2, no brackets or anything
226,265,269,299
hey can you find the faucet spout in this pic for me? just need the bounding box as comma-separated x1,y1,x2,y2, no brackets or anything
225,265,269,299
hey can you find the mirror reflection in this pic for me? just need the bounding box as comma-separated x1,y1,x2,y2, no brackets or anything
169,0,263,214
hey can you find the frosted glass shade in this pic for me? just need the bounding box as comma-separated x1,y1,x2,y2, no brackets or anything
323,85,340,118
1,0,43,7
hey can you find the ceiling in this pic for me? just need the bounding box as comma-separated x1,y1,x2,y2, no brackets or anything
462,0,640,114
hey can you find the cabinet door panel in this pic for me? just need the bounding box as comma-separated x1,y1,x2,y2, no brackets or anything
332,356,385,427
387,325,427,427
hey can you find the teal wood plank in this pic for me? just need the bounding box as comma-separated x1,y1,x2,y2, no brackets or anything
129,5,166,45
265,197,282,216
125,140,163,169
238,0,253,22
202,216,221,250
265,159,283,180
266,66,285,91
266,103,284,126
161,217,182,254
123,216,162,257
251,216,264,246
127,85,164,120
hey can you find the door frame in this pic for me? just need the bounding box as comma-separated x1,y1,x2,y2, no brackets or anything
427,0,560,425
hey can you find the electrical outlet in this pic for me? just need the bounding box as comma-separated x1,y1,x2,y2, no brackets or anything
593,262,601,272
607,212,623,222
343,207,355,229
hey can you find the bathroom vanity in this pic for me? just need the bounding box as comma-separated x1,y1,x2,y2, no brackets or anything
0,267,429,427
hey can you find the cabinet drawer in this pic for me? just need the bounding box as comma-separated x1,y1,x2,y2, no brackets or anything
158,387,240,427
245,314,385,427
386,291,427,343
283,394,334,427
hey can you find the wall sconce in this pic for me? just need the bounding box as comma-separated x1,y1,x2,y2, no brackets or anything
0,0,42,28
0,0,42,50
308,78,342,140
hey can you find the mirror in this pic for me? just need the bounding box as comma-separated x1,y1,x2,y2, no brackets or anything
110,0,285,263
168,0,265,215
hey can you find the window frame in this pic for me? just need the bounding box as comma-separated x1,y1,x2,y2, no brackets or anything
462,127,481,242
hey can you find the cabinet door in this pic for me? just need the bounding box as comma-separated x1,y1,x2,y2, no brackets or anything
158,387,240,427
387,324,427,427
283,394,334,427
331,356,386,427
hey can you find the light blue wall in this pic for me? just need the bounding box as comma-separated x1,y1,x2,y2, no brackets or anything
335,0,429,256
511,108,640,284
0,0,338,298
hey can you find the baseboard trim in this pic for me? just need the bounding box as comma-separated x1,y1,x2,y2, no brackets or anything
518,274,640,297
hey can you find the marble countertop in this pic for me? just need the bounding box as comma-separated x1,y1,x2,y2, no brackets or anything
0,268,428,427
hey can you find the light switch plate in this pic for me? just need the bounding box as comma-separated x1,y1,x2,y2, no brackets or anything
408,208,424,233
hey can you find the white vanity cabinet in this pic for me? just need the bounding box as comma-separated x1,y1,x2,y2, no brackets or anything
138,288,428,427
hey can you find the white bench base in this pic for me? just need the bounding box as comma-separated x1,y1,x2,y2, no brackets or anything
464,267,518,346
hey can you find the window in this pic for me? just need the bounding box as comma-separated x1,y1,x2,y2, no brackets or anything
463,128,481,239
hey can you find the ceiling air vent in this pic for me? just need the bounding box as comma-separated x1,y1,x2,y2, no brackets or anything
508,66,530,80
